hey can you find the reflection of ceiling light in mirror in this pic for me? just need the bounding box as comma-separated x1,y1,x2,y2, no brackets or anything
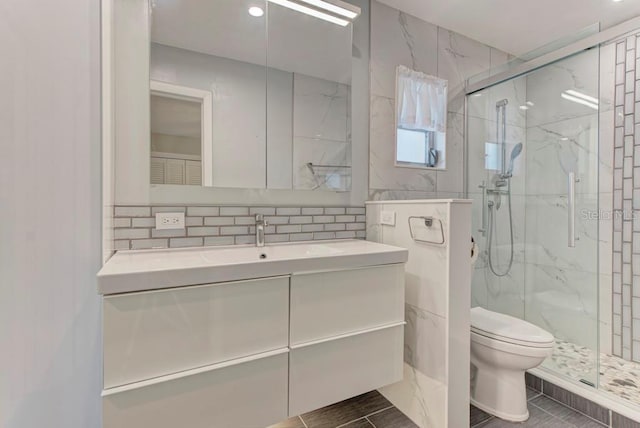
296,0,360,19
248,6,265,17
526,101,534,106
519,105,529,110
267,0,352,26
560,137,569,141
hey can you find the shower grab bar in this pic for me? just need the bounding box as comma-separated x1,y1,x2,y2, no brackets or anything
568,172,577,248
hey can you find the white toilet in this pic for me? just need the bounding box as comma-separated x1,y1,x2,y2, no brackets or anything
470,307,554,422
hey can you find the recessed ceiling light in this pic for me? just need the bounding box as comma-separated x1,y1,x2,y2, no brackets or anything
248,6,264,17
613,0,624,3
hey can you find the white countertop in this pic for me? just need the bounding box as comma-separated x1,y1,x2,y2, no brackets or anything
97,239,408,295
365,199,472,204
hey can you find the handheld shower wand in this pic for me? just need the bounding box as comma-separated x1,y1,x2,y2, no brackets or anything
504,143,523,178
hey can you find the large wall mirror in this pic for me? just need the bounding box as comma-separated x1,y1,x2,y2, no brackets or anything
112,0,362,203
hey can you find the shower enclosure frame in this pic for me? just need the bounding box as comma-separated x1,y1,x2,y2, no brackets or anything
463,15,640,418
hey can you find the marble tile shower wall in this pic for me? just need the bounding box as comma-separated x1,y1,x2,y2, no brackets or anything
612,34,640,362
112,205,365,251
368,0,513,201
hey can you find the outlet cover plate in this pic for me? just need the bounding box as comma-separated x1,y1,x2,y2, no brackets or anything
156,212,185,230
380,210,396,226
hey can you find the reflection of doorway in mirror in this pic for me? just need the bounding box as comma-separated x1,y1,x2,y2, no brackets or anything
149,81,213,186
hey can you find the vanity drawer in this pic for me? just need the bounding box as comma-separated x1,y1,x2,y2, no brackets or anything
103,276,289,388
290,264,404,345
288,324,404,416
103,350,289,428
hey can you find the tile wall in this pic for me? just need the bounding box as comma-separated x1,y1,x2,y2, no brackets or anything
612,33,640,361
368,0,512,200
113,205,366,250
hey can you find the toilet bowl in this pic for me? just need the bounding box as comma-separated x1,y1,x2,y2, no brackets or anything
470,307,554,422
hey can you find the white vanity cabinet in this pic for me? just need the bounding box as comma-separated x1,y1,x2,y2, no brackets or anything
289,265,405,415
103,276,290,388
98,240,408,428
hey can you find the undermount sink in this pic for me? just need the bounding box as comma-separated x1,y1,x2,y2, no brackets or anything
97,239,407,295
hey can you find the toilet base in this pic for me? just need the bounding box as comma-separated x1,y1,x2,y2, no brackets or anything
470,397,529,422
471,365,530,422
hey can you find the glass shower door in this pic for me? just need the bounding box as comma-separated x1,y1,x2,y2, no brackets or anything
467,47,601,388
522,48,600,387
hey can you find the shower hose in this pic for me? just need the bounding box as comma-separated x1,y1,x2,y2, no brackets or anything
487,184,515,277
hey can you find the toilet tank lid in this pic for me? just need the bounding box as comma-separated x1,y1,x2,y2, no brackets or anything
471,307,555,345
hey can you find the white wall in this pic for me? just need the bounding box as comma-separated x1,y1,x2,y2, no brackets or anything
0,0,102,427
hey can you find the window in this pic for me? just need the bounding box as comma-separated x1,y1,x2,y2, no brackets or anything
395,66,447,169
397,128,442,167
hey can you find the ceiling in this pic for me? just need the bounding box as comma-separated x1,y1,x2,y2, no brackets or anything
151,0,353,83
377,0,640,55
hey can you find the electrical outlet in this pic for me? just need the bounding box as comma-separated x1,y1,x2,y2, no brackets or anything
155,212,185,230
380,210,396,226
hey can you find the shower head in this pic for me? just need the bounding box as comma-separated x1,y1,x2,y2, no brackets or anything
511,142,523,160
507,143,523,176
496,99,509,108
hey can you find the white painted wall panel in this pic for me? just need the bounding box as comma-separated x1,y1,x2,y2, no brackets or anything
0,0,102,427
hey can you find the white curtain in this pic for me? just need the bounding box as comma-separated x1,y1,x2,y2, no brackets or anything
396,65,447,133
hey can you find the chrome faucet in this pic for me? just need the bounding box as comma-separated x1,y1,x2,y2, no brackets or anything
255,214,268,247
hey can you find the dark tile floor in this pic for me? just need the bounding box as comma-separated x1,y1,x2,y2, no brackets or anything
270,386,617,428
269,391,418,428
471,387,608,428
270,387,611,428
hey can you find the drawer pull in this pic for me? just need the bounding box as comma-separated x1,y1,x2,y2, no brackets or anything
102,347,289,397
290,322,406,350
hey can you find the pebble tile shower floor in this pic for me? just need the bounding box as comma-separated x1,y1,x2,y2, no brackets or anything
544,339,640,405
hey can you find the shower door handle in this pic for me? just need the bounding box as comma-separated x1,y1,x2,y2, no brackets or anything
479,181,487,237
568,172,577,248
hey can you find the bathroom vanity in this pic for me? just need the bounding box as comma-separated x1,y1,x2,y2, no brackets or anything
97,239,407,428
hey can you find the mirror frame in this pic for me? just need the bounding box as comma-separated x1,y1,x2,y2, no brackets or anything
150,80,213,187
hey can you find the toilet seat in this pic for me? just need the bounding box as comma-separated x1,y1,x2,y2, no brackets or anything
471,307,554,348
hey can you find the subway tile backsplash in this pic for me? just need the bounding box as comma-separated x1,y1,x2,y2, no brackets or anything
113,205,366,251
